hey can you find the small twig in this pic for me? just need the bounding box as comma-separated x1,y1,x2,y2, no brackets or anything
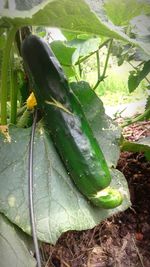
129,206,137,214
132,237,145,267
136,129,147,140
44,254,53,267
87,227,97,247
61,260,71,267
43,245,56,267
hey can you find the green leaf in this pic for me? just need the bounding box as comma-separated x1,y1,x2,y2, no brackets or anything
68,37,101,64
0,83,130,244
134,48,150,62
1,0,149,55
45,40,77,77
138,137,150,161
128,60,150,92
71,81,122,167
121,137,150,161
138,137,150,147
0,0,141,48
50,41,76,66
104,0,149,26
62,66,76,80
0,126,130,244
84,0,150,55
130,15,150,56
0,213,36,267
145,95,150,110
121,137,150,152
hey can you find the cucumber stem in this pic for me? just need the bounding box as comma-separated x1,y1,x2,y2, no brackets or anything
0,26,17,125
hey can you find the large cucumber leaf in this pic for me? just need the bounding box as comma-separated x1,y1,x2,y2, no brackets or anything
130,14,150,57
103,0,150,26
0,213,36,267
0,0,149,55
0,126,130,244
0,82,130,244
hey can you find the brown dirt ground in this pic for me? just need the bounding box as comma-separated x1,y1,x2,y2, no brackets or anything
41,121,150,267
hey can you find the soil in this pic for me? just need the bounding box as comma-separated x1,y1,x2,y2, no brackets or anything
41,121,150,267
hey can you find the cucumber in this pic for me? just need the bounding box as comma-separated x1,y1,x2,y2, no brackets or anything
21,34,122,209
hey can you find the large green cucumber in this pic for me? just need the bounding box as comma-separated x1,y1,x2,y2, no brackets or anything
21,34,122,209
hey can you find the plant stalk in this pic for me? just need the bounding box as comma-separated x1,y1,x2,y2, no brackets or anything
76,39,110,65
96,50,100,80
93,39,113,90
102,38,113,79
10,47,18,124
121,108,150,127
78,62,83,78
0,26,17,125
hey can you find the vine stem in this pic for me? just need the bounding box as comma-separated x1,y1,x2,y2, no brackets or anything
93,39,113,90
121,108,150,127
96,50,100,80
0,26,18,125
76,39,110,65
102,39,113,79
10,46,18,124
78,62,83,78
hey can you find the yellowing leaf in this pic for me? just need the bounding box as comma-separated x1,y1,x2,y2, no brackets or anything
0,125,11,142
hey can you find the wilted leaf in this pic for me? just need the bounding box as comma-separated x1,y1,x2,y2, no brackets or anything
0,213,36,267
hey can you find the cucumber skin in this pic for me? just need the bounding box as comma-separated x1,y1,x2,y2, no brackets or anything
21,35,112,200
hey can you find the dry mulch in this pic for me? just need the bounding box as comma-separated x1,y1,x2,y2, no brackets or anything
41,121,150,267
